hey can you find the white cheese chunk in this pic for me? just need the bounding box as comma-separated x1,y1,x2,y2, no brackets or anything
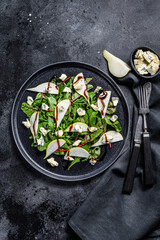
110,115,118,122
94,86,102,93
55,130,64,137
73,140,81,146
22,119,31,128
135,49,144,59
59,105,65,111
147,62,159,75
42,103,49,110
101,134,113,144
137,64,148,75
37,136,45,146
27,96,34,105
90,104,99,111
143,51,154,63
59,74,67,81
74,124,82,133
90,127,97,132
64,156,74,161
47,157,59,167
40,127,49,136
63,87,72,93
77,108,85,116
112,97,119,107
89,159,97,165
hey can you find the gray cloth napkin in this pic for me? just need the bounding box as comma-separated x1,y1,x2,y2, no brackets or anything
69,72,160,240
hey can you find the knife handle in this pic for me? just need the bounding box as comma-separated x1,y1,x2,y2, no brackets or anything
143,132,154,187
123,143,141,194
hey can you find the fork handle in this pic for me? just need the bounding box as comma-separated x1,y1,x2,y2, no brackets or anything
143,132,154,187
123,143,141,194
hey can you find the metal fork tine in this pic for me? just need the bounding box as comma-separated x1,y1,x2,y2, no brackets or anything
138,86,141,108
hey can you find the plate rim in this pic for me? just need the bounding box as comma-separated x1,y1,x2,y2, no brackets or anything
11,61,130,181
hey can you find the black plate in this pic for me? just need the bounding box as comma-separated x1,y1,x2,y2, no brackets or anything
11,61,130,181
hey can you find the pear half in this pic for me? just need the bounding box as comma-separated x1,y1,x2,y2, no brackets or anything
73,72,89,102
64,147,90,160
92,131,123,147
44,139,66,158
103,50,131,78
27,82,59,94
65,122,90,132
55,99,71,128
30,111,39,141
97,91,111,118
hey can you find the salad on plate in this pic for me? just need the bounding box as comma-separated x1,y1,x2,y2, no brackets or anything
21,72,123,170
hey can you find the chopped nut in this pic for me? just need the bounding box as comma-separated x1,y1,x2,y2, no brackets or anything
63,87,72,93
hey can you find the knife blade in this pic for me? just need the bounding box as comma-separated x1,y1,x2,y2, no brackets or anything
123,114,143,194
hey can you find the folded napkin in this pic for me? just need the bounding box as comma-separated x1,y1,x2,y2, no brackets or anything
69,72,160,240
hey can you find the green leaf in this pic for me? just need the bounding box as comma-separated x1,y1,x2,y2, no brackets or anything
86,78,92,83
68,157,81,170
106,107,117,115
105,116,122,132
91,146,101,159
48,96,56,110
21,103,37,118
87,84,93,91
90,129,103,142
90,111,98,126
48,116,55,132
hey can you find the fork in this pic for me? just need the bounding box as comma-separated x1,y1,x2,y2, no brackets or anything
139,83,154,187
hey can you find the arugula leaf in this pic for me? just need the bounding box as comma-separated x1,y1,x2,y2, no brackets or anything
48,116,55,132
105,116,122,132
21,103,37,118
91,146,101,159
87,84,93,91
86,78,92,83
90,129,103,142
68,157,81,170
48,96,56,110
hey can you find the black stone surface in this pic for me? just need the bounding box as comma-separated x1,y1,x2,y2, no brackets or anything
0,0,160,239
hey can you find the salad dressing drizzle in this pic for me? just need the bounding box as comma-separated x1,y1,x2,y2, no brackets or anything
104,134,108,143
69,125,73,132
57,139,60,149
46,82,50,93
33,112,38,137
67,150,70,160
84,89,88,101
74,75,83,84
98,92,108,116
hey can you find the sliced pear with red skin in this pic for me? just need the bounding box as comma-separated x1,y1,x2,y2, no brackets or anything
27,82,59,94
92,131,123,147
65,122,90,132
64,147,90,160
30,111,39,141
44,139,66,159
55,99,71,128
97,91,111,118
73,72,89,102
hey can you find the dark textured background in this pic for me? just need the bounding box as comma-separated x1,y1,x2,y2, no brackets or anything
0,0,160,239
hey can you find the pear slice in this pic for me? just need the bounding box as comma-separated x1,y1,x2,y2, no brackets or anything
97,91,111,118
55,99,71,128
65,122,90,132
64,147,90,160
103,50,131,78
30,111,39,141
27,82,59,94
92,131,123,147
73,72,89,102
44,139,66,159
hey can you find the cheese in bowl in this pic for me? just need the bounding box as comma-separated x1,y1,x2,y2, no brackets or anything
134,49,160,76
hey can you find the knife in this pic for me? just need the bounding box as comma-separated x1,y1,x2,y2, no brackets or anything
123,114,143,194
